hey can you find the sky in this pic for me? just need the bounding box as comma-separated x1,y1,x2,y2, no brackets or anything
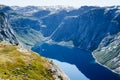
1,0,120,8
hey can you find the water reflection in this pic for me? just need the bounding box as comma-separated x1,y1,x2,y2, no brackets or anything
32,43,120,80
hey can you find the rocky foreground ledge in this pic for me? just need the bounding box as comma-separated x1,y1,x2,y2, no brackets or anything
0,42,69,80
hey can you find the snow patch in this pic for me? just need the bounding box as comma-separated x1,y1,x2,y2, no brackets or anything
41,25,47,28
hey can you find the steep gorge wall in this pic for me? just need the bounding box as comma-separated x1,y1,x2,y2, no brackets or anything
0,12,18,44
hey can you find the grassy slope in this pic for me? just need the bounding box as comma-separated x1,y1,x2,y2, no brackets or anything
93,43,120,72
0,43,54,80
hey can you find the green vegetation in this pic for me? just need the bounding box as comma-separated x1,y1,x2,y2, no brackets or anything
0,43,54,80
93,43,120,70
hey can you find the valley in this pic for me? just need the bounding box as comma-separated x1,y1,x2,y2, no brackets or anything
0,5,120,80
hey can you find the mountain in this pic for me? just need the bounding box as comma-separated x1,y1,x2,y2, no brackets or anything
0,6,45,48
10,16,44,48
1,5,120,74
93,32,120,74
9,6,98,48
6,6,76,48
51,6,120,51
40,6,96,37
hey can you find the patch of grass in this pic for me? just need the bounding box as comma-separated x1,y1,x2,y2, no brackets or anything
0,43,54,80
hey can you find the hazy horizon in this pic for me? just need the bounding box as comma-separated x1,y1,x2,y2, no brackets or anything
1,0,120,8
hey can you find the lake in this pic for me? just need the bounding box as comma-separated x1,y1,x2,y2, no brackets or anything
32,43,120,80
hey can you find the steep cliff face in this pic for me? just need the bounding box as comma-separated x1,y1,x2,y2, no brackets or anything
0,6,44,48
93,32,120,74
10,17,44,48
8,6,50,48
40,10,68,36
40,6,96,37
51,7,120,51
0,12,18,45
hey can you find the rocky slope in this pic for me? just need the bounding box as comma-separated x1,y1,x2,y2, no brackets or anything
0,12,18,45
93,32,120,74
0,42,69,80
10,16,45,48
0,5,45,48
1,5,50,49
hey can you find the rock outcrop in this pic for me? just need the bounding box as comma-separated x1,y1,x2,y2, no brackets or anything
0,12,18,45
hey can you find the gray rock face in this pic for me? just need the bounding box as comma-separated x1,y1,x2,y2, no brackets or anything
40,6,96,37
51,7,120,51
0,12,18,45
93,32,120,74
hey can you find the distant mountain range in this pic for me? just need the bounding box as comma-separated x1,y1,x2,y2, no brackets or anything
0,5,120,74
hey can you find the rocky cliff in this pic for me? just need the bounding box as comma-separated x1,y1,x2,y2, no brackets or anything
0,12,18,45
93,32,120,74
51,7,120,51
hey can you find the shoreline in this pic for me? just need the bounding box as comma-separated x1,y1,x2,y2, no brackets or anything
92,52,120,75
48,59,70,80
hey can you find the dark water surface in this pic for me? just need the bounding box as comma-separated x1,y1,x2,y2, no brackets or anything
32,43,120,80
52,59,89,80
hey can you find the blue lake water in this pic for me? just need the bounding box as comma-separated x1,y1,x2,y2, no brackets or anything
32,43,120,80
52,59,89,80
